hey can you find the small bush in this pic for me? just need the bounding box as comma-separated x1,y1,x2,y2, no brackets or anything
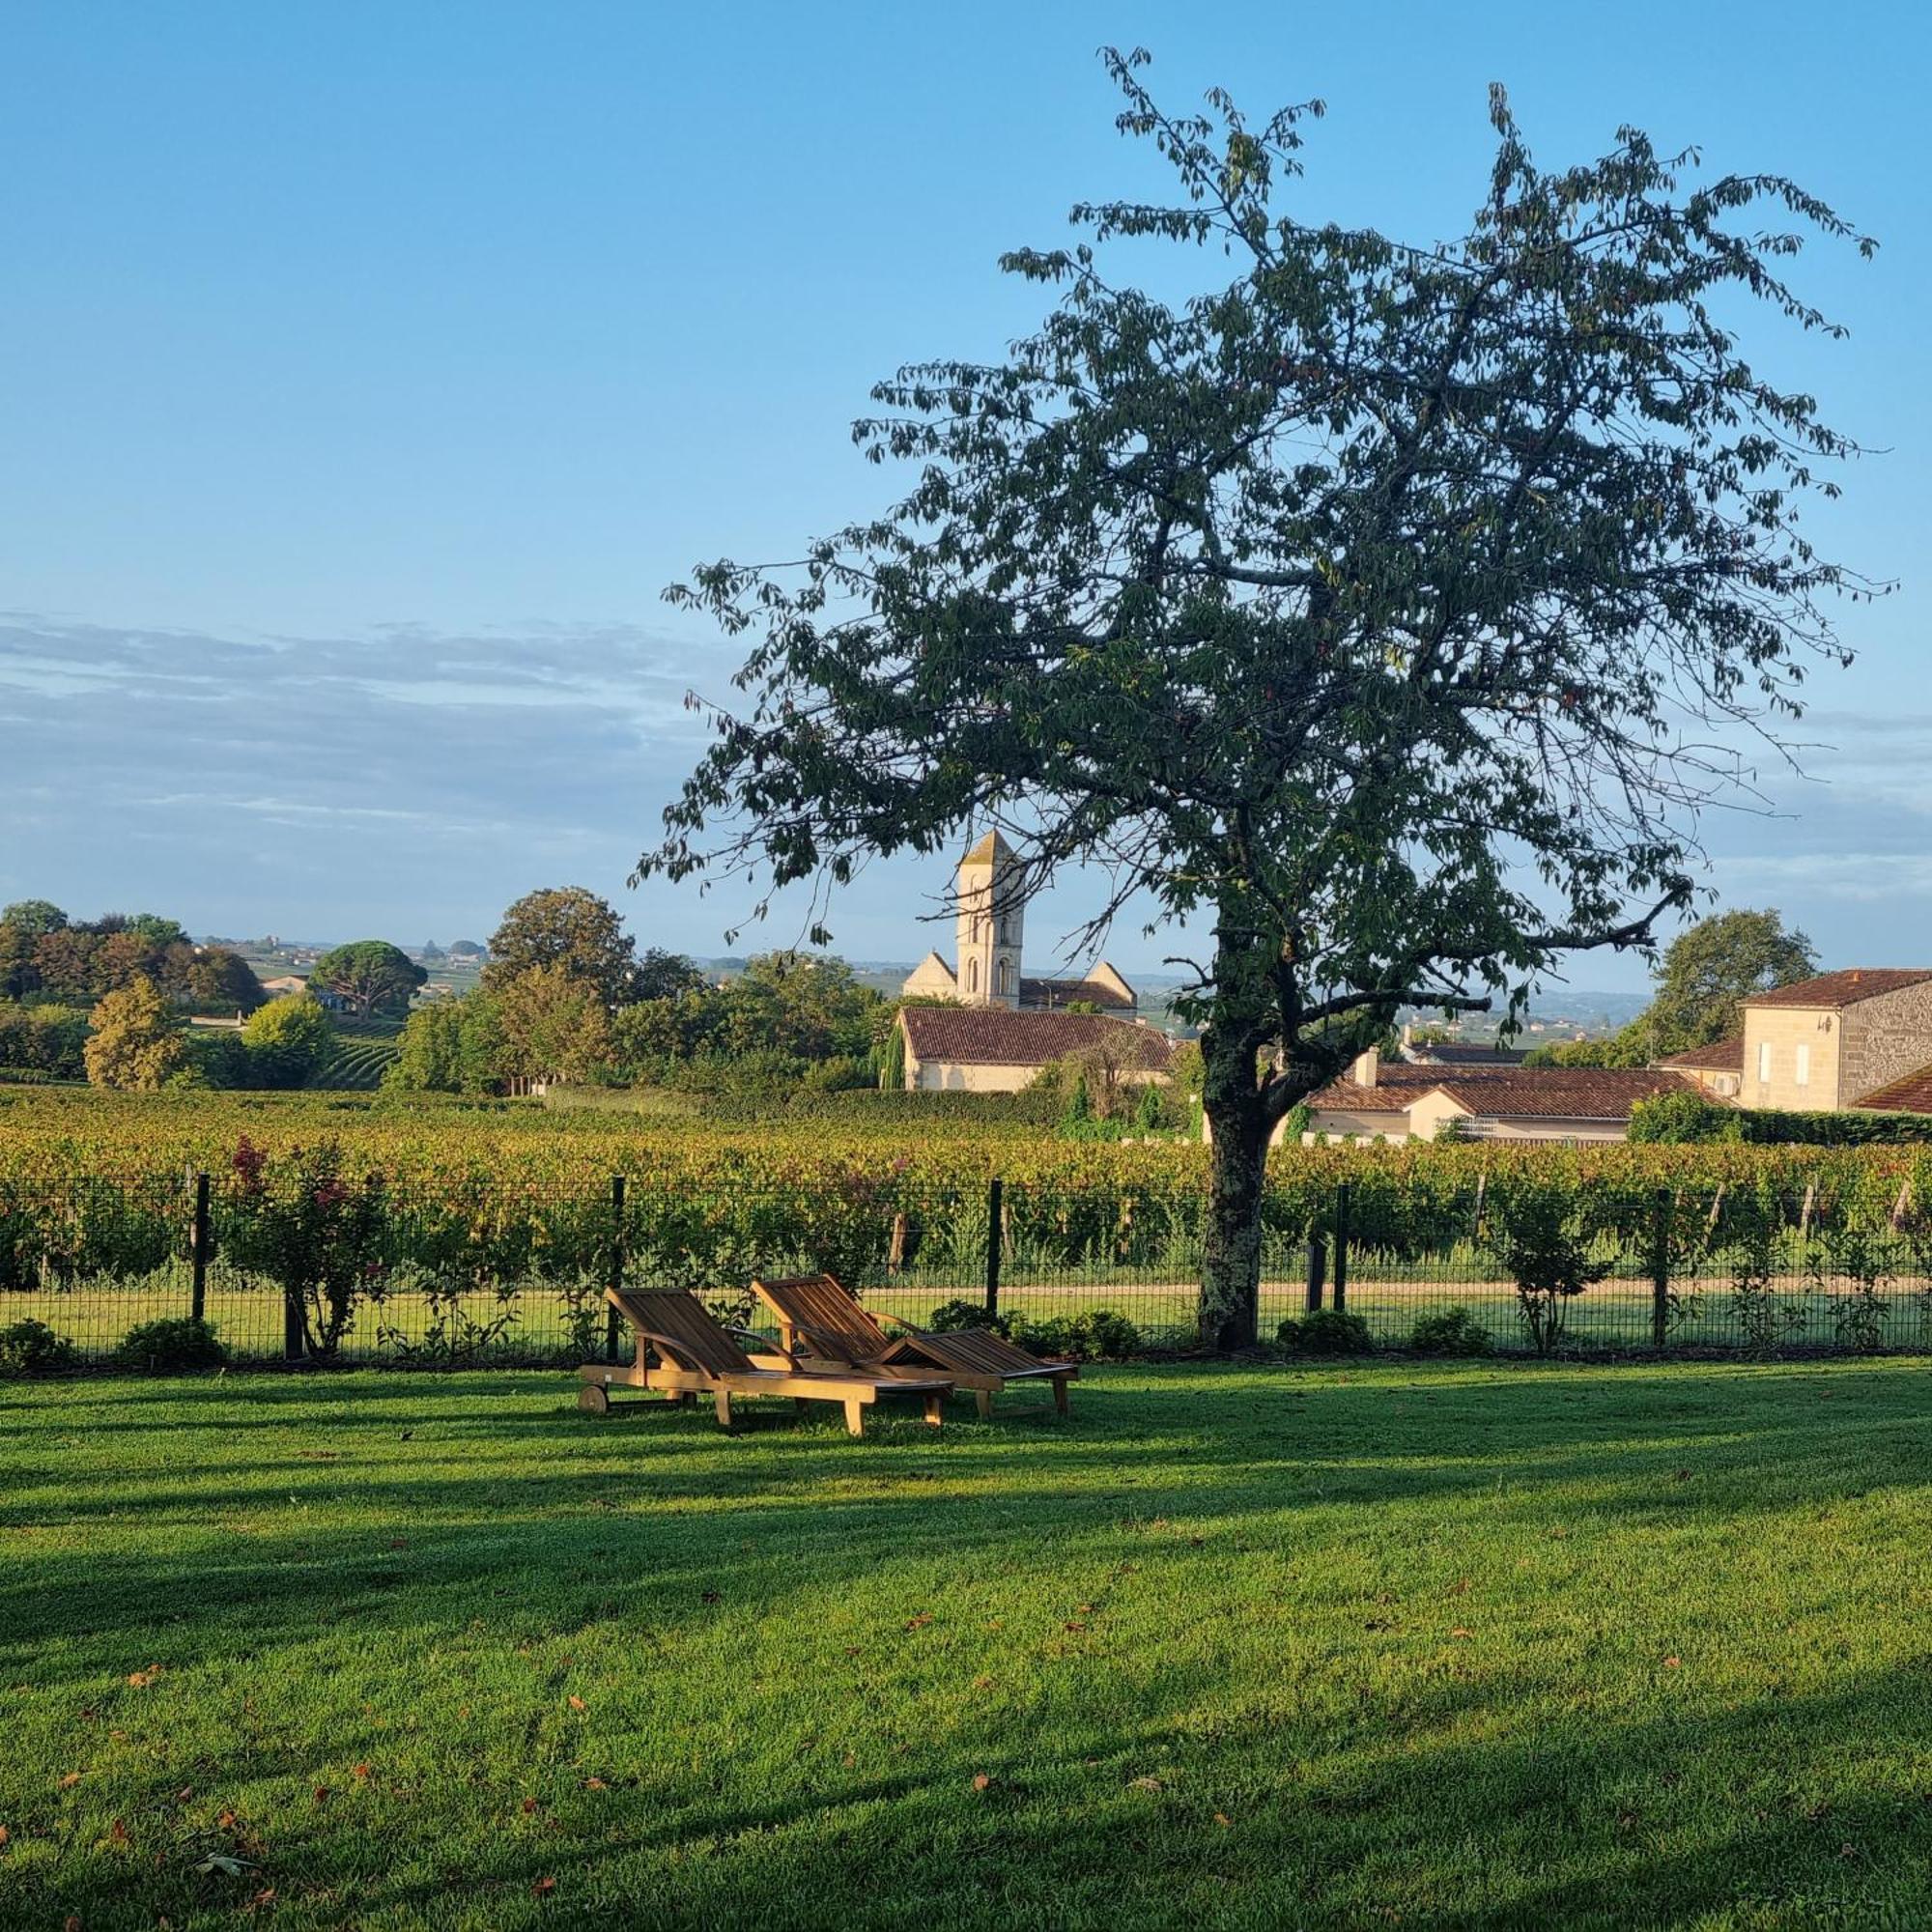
925,1298,1010,1336
1008,1308,1143,1361
1276,1308,1375,1355
1405,1306,1494,1356
115,1316,229,1372
0,1318,79,1375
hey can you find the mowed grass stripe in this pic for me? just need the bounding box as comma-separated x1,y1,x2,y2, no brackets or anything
2,1361,1930,1929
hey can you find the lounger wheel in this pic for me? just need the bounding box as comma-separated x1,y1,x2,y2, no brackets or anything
578,1383,611,1416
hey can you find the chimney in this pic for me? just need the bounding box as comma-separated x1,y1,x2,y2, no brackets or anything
1350,1046,1379,1089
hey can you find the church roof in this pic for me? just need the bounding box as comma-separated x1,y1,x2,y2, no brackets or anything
900,1006,1173,1072
1021,975,1134,1011
961,829,1015,867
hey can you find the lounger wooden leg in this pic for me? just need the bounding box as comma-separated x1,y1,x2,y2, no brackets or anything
795,1397,810,1415
923,1393,944,1429
843,1397,865,1437
714,1390,734,1432
974,1389,992,1420
1053,1375,1069,1416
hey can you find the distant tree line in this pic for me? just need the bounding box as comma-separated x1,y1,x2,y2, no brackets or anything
0,899,264,1011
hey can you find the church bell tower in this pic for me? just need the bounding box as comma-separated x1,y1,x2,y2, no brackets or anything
955,831,1023,1009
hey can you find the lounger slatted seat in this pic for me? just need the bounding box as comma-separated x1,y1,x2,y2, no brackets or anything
579,1286,952,1436
752,1272,1077,1418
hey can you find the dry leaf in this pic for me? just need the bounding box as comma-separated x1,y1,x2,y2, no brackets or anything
530,1877,556,1898
583,1778,607,1791
65,1918,81,1932
313,1786,330,1804
904,1613,934,1631
1450,1627,1472,1639
1663,1656,1682,1668
251,1889,275,1908
1213,1811,1232,1828
109,1820,128,1844
971,1774,992,1791
58,1774,81,1789
352,1763,372,1780
216,1810,238,1831
1129,1776,1163,1793
1064,1621,1087,1633
567,1696,586,1713
521,1797,539,1815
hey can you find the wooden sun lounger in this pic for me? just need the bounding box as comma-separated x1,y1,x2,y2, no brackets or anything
751,1272,1078,1418
580,1286,952,1437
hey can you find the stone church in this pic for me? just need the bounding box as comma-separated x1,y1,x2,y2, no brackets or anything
893,832,1170,1094
899,831,1137,1014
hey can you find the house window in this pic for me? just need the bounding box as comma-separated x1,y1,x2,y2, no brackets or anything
967,959,979,995
1795,1042,1810,1088
1758,1041,1772,1084
996,959,1009,997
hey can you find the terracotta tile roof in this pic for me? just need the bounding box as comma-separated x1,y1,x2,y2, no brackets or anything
1851,1063,1932,1114
1308,1066,1699,1122
1743,969,1932,1010
1428,1070,1700,1120
1656,1036,1745,1071
900,1006,1173,1071
1306,1065,1518,1113
1020,975,1134,1011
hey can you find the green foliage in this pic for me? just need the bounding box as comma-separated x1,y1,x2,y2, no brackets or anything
494,966,614,1086
1,898,68,937
925,1297,1008,1334
0,1003,88,1079
1631,1097,1932,1147
1007,1307,1142,1361
387,994,503,1094
242,995,336,1089
485,888,639,1008
1485,1186,1614,1355
1404,1306,1494,1356
309,940,427,1017
1276,1308,1376,1355
1645,909,1816,1054
114,1316,228,1372
83,976,187,1090
0,1317,77,1374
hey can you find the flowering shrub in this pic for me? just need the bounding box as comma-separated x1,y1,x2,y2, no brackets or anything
224,1139,391,1357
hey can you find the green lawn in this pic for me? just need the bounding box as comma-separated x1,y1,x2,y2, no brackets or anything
3,1362,1931,1929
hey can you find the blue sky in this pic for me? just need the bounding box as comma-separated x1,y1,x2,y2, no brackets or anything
0,2,1921,988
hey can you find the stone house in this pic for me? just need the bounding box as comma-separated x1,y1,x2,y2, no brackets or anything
1293,1049,1699,1144
896,1004,1173,1095
1659,969,1932,1114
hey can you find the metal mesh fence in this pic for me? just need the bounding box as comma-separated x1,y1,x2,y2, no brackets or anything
5,1170,1932,1366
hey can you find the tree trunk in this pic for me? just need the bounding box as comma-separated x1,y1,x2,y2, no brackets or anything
1199,1038,1268,1350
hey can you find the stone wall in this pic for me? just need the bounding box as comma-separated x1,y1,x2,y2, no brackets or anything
1839,980,1932,1103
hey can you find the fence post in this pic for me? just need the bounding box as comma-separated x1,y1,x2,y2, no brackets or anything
284,1284,304,1362
189,1172,210,1325
1650,1186,1672,1350
984,1177,1003,1321
1304,1235,1326,1312
606,1174,627,1363
1332,1184,1350,1313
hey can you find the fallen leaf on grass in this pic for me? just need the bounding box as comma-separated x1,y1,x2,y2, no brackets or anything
1450,1628,1472,1640
109,1820,128,1844
352,1763,372,1780
313,1786,330,1804
1213,1812,1232,1829
567,1696,586,1713
0,1826,8,1845
191,1854,255,1877
64,1918,81,1932
58,1774,81,1789
531,1877,556,1898
1129,1776,1163,1793
904,1614,934,1631
1663,1656,1682,1669
583,1778,607,1791
250,1890,275,1910
1064,1622,1088,1634
216,1810,238,1831
971,1774,992,1792
521,1798,539,1815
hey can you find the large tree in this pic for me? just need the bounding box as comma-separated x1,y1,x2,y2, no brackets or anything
484,888,638,1008
309,940,427,1017
1529,906,1816,1064
83,977,187,1091
641,50,1877,1344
